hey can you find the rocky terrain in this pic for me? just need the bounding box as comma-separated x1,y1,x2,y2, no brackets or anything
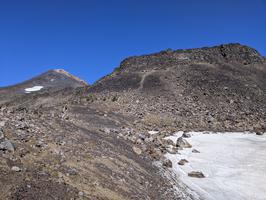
0,43,265,199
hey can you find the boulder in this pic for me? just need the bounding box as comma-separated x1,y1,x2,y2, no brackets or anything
0,121,5,127
192,149,200,153
147,147,163,160
15,121,29,130
162,158,172,168
132,146,142,155
163,139,175,146
0,140,15,151
78,191,84,197
11,166,21,172
182,132,191,138
166,147,178,154
0,128,4,140
256,132,264,136
178,159,189,165
176,137,192,149
188,171,205,178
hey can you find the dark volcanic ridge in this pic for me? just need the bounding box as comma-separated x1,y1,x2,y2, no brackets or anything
93,43,265,90
90,43,266,132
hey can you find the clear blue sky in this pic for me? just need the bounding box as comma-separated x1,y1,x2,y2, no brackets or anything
0,0,265,86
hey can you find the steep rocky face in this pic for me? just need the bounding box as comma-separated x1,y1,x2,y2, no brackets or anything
90,43,266,132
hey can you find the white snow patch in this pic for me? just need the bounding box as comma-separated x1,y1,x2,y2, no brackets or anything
24,86,44,93
148,130,159,135
165,131,266,200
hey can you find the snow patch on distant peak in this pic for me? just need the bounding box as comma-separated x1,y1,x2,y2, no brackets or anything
25,86,44,93
53,69,88,85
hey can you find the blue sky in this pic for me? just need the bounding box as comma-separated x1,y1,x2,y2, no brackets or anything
0,0,265,86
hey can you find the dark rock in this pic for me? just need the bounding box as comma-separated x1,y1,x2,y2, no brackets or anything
188,171,205,178
166,147,178,154
176,137,192,149
15,121,29,130
162,158,172,168
163,139,175,146
178,159,189,165
0,128,4,140
192,149,200,153
0,140,15,151
256,132,264,136
182,132,191,138
147,148,163,160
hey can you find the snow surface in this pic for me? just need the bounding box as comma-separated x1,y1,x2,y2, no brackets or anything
25,86,44,93
165,131,266,200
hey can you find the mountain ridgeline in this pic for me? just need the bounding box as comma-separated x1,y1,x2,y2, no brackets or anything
0,43,265,200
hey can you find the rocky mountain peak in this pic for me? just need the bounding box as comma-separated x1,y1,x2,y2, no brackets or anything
0,69,88,104
118,43,265,73
52,69,88,86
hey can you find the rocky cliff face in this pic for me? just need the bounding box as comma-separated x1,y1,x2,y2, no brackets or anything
0,43,265,200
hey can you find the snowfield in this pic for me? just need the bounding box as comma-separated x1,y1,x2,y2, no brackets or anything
24,86,44,93
165,131,266,200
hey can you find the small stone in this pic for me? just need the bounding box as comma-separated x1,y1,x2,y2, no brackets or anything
163,139,175,146
0,121,5,127
78,191,84,197
135,138,143,145
188,171,205,178
178,159,189,165
132,146,142,155
11,166,21,172
162,158,172,168
148,148,162,160
176,137,192,149
35,141,44,148
144,137,153,143
192,149,200,153
256,132,264,136
103,128,111,134
138,133,146,140
0,128,4,140
182,132,191,138
0,140,15,151
166,147,178,154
